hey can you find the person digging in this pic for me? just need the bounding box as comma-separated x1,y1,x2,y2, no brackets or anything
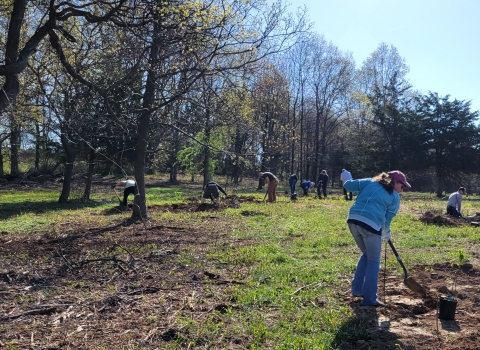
300,180,315,196
344,170,411,307
258,172,279,203
201,181,227,206
446,187,466,218
114,179,136,207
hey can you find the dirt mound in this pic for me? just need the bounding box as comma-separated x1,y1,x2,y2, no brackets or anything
234,195,256,202
101,204,132,215
419,211,480,227
419,211,459,226
131,195,258,214
195,203,220,212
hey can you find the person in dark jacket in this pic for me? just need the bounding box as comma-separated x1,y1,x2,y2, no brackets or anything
289,174,298,195
317,170,329,198
202,181,227,205
259,172,279,203
300,180,315,196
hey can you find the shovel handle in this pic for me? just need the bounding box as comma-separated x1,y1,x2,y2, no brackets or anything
387,239,409,279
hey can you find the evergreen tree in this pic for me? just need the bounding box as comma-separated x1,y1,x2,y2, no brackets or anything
416,92,480,196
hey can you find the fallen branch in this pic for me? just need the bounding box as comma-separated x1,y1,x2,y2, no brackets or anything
1,307,58,321
125,287,180,295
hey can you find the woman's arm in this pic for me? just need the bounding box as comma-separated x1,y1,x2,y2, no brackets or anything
384,196,400,231
343,178,370,192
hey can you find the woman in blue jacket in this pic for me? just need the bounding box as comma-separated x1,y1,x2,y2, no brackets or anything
344,170,411,306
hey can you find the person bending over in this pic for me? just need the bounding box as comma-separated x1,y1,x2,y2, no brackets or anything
115,179,136,206
259,172,279,203
446,187,466,218
202,181,227,205
344,170,411,307
300,180,315,196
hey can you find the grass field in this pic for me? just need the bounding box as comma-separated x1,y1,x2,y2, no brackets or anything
1,176,479,349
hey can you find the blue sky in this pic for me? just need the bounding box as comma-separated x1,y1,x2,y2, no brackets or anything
297,0,480,113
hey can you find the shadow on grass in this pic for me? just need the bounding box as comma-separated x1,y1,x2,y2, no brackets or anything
0,200,102,221
330,301,411,350
330,313,371,349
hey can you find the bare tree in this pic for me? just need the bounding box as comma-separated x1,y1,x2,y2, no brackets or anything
307,35,355,180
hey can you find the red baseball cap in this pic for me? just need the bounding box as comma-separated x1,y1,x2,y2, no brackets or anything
387,170,411,189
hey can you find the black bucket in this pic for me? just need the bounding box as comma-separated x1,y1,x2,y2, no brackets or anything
438,296,457,320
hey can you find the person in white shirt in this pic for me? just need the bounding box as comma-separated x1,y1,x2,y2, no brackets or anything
446,187,466,218
340,169,353,200
115,179,136,206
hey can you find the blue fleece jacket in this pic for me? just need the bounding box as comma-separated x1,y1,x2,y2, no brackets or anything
344,178,400,232
300,180,312,189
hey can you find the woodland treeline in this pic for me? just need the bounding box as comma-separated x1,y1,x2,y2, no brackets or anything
1,0,479,219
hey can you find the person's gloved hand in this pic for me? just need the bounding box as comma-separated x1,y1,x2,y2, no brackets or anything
381,228,391,241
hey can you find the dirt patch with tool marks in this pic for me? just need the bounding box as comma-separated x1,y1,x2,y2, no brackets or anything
341,262,480,349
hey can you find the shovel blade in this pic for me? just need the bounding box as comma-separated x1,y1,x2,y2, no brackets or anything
404,276,425,296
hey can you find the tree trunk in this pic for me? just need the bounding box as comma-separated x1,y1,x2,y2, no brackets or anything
101,160,112,176
436,177,443,198
169,164,178,183
10,124,20,175
312,85,322,181
58,127,76,203
0,0,25,114
233,129,244,185
131,21,160,220
83,147,96,201
3,1,26,174
35,120,40,170
0,140,4,176
290,103,296,176
203,126,211,187
299,85,305,181
132,108,152,220
169,128,179,184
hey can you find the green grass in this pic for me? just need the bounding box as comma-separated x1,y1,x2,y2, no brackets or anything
2,180,479,349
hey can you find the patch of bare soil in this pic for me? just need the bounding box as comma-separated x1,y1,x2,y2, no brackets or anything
340,262,480,349
141,195,257,214
0,206,253,349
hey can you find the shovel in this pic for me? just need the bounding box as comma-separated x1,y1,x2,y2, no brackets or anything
113,187,122,206
387,239,426,296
